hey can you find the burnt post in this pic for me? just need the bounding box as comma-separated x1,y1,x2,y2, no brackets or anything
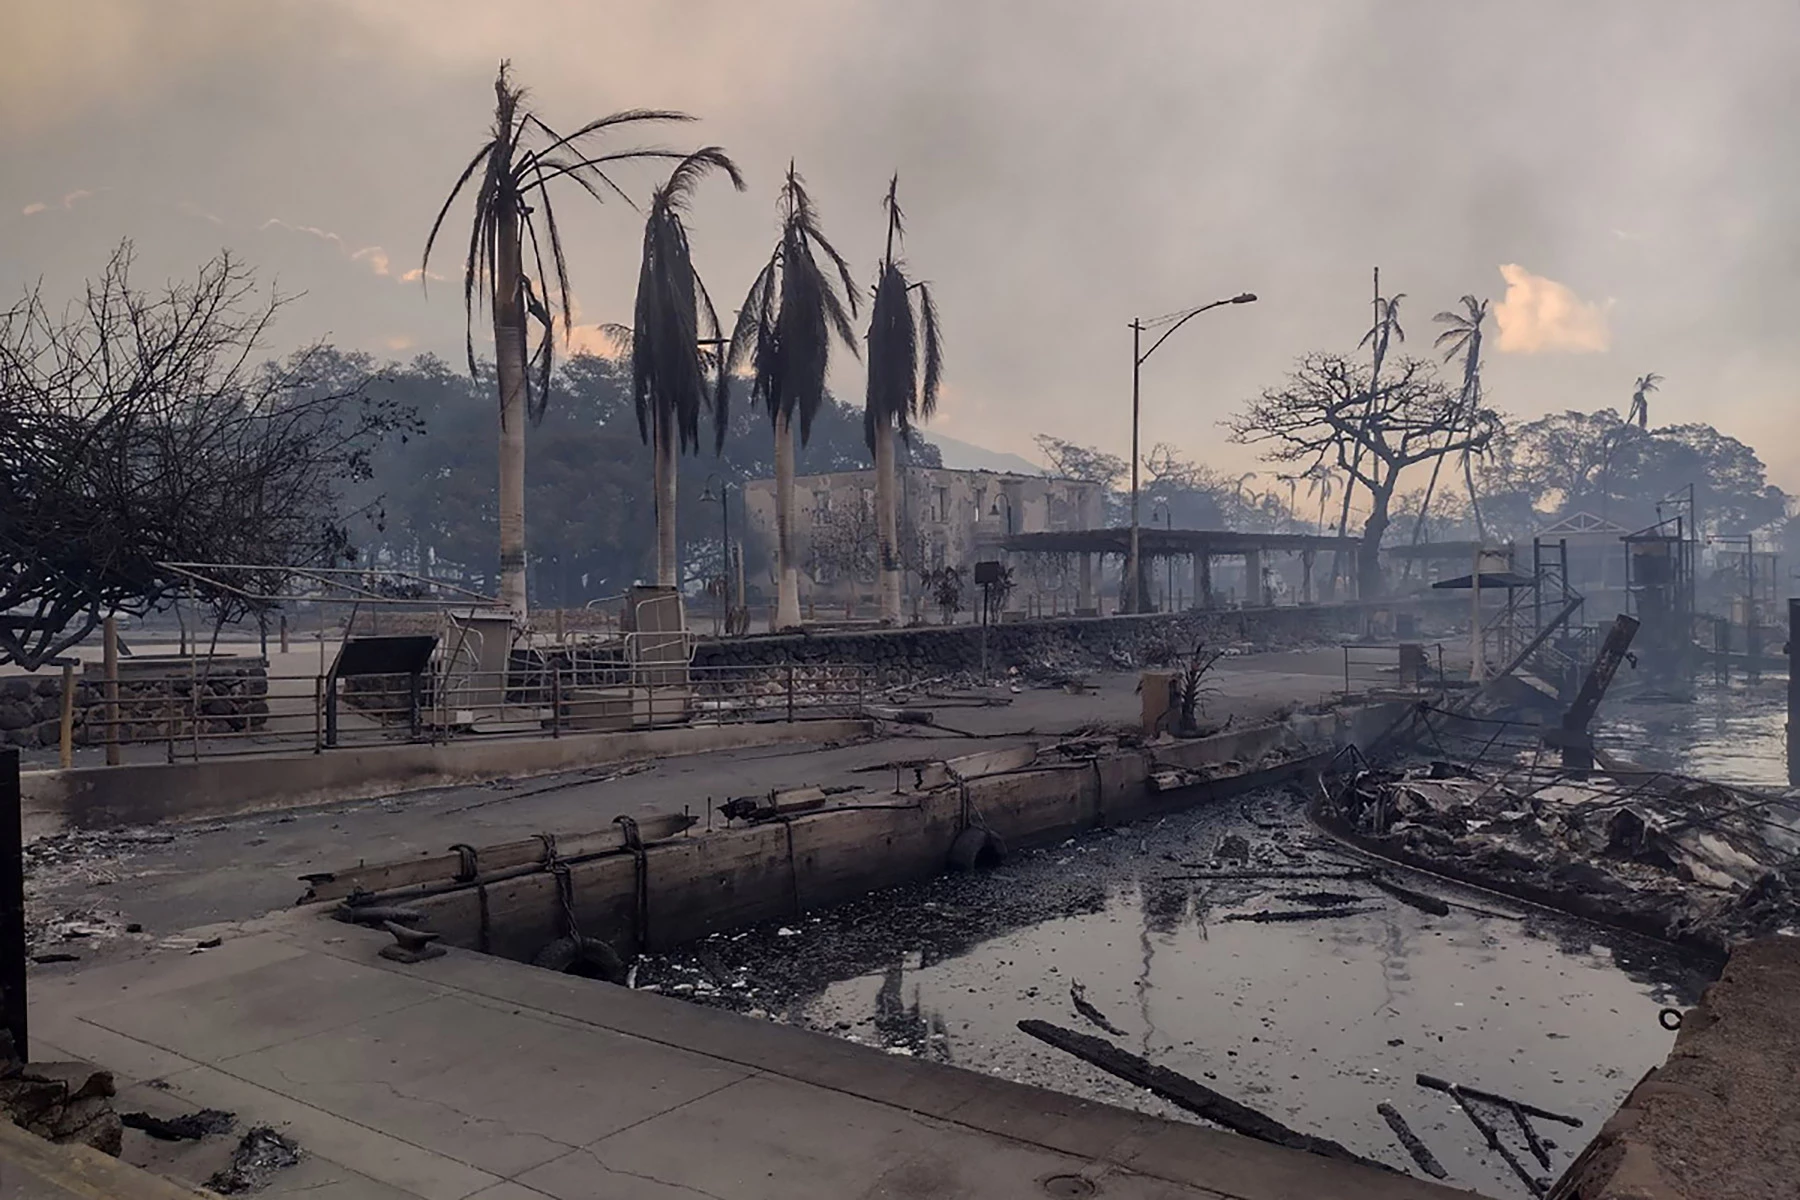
1557,613,1641,772
1788,599,1800,787
2,746,25,1061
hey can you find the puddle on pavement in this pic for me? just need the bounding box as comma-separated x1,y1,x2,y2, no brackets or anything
640,789,1713,1199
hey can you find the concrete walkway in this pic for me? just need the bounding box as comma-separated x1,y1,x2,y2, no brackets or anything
25,910,1469,1200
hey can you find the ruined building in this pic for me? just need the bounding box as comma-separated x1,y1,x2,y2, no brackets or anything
742,467,1106,613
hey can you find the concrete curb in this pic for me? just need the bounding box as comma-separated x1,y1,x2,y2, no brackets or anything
0,1116,215,1199
19,718,871,836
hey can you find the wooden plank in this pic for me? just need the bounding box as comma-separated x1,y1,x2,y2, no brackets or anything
299,811,695,903
913,743,1039,790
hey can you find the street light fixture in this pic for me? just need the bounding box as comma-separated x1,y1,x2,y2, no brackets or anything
1126,292,1256,613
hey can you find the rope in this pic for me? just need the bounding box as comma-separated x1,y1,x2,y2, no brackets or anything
535,832,579,941
613,815,649,952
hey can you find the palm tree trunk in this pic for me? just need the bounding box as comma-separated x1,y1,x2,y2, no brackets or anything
1462,449,1486,542
492,201,529,619
874,417,901,624
653,405,678,588
773,408,802,628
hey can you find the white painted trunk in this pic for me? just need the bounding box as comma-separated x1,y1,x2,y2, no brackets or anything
493,204,529,619
773,409,801,629
875,418,901,624
653,407,678,588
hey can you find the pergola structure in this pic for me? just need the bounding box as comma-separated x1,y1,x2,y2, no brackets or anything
997,528,1356,610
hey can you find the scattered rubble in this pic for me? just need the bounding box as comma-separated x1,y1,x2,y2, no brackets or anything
205,1126,302,1194
121,1107,235,1141
20,827,176,954
0,1036,124,1156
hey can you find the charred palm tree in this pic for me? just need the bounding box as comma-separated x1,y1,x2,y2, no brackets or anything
623,149,746,588
730,164,861,629
1407,294,1490,553
423,60,689,617
864,176,942,624
1628,372,1662,430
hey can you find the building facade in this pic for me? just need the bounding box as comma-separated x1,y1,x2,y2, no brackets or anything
742,466,1105,613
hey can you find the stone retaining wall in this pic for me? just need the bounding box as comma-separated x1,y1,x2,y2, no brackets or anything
0,659,269,749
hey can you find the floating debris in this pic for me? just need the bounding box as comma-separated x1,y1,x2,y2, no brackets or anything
1377,1102,1447,1179
1068,980,1127,1037
1223,906,1384,924
1367,873,1451,917
1018,1019,1385,1170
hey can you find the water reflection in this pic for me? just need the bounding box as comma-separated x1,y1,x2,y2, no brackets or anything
649,795,1713,1199
1602,676,1790,787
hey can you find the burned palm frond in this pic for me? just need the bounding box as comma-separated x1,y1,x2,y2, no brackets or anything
729,163,861,444
864,175,943,452
422,60,693,422
630,147,745,455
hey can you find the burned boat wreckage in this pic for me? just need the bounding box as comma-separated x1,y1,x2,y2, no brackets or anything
1317,710,1800,960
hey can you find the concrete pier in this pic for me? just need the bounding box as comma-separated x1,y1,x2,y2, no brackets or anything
26,913,1467,1199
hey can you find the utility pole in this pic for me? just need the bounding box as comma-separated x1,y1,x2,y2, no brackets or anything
1129,318,1144,615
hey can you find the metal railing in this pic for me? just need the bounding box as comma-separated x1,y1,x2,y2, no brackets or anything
1341,642,1446,695
66,659,875,764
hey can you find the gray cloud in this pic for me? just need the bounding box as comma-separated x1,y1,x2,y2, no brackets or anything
5,0,1798,484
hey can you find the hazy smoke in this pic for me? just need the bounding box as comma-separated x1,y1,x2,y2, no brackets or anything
1493,265,1611,355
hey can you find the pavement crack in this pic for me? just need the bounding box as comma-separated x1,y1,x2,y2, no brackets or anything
574,1145,729,1200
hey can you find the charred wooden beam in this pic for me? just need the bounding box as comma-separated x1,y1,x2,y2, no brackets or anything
1376,1102,1447,1179
1018,1019,1385,1170
1557,614,1641,771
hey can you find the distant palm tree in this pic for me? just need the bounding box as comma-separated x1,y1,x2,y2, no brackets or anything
1304,464,1336,536
1274,472,1303,530
626,149,746,588
1628,372,1663,430
423,60,689,617
1408,294,1490,549
864,175,942,625
730,164,861,629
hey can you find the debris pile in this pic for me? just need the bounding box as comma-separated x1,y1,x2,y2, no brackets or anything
20,827,174,956
1323,759,1800,955
206,1126,302,1194
0,1034,124,1156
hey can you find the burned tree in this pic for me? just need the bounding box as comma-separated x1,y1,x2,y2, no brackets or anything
0,244,414,668
1229,352,1494,597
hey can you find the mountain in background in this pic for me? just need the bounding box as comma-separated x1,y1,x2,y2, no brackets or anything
920,432,1046,476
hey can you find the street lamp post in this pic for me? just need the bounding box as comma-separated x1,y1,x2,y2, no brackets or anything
1127,292,1257,613
700,475,732,636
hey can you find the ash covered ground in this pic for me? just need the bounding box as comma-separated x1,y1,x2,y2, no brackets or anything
637,785,1713,1198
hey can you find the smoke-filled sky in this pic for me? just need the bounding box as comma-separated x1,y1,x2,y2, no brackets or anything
7,0,1799,485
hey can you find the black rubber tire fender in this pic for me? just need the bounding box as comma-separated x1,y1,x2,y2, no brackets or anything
531,934,628,984
948,826,1008,872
